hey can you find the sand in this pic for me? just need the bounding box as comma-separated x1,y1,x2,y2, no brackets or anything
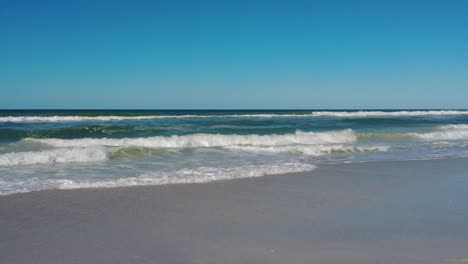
1,158,468,264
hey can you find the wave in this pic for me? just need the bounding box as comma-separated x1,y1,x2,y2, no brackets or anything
3,110,468,123
23,130,357,149
310,110,468,117
358,132,417,141
0,130,392,167
0,114,323,123
0,163,317,194
61,163,317,188
0,125,137,140
0,115,165,123
225,144,390,155
410,124,468,141
0,147,109,166
0,114,316,122
0,125,199,141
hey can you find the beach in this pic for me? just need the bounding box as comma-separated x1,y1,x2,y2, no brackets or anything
2,157,468,264
3,0,468,262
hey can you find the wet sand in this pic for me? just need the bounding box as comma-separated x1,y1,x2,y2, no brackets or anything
1,158,468,264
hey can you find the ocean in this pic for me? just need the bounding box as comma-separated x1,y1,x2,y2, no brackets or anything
1,109,468,195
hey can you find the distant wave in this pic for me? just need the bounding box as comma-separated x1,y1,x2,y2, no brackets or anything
2,110,468,122
24,129,357,148
0,114,314,122
0,115,174,123
0,163,317,194
310,110,468,117
410,124,468,141
0,147,109,166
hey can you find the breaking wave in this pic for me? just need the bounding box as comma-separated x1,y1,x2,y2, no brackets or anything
2,110,468,123
225,144,389,155
0,115,168,123
410,124,468,141
0,130,396,168
23,129,357,149
310,110,468,117
0,147,109,166
0,114,321,122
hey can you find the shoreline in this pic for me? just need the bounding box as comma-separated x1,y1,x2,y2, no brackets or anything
2,156,467,197
2,157,468,263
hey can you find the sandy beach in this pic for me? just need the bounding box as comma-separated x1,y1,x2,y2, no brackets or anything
3,0,468,262
1,158,468,263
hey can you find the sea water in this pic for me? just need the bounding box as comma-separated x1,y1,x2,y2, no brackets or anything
1,109,468,194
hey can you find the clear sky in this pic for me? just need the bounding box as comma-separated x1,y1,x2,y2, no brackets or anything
1,0,467,109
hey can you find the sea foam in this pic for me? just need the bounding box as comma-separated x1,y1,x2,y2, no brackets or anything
2,110,468,123
0,114,322,122
225,144,390,155
59,163,317,189
310,110,468,117
24,129,357,149
411,124,468,141
0,147,109,166
0,115,184,123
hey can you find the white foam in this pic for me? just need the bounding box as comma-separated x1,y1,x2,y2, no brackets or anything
0,114,323,122
0,115,169,123
310,110,468,117
225,144,390,155
24,130,357,149
2,111,468,122
0,147,109,166
0,114,330,122
0,163,317,195
411,124,468,141
60,163,317,189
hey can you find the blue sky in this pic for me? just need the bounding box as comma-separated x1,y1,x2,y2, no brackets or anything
1,0,467,109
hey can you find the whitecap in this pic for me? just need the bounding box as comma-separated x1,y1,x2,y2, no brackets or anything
0,147,109,166
24,129,357,149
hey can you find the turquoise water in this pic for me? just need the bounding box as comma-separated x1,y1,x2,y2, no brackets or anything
1,110,468,194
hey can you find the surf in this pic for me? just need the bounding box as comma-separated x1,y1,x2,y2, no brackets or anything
23,129,357,149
